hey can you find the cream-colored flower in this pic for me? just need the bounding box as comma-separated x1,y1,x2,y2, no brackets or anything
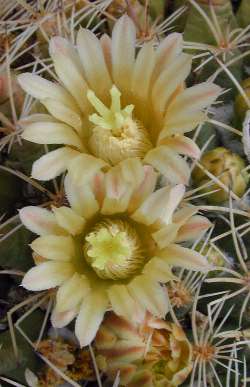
95,312,193,387
18,15,220,185
20,159,211,347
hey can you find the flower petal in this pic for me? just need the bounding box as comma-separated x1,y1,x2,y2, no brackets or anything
172,206,197,225
100,34,112,75
128,165,158,213
152,223,179,249
68,153,107,185
22,261,74,291
64,174,99,219
131,41,155,116
49,37,89,114
168,82,221,114
52,206,85,235
101,159,144,215
17,73,76,110
51,307,78,328
101,166,133,215
112,15,136,95
31,147,80,180
56,273,90,313
158,244,210,271
31,235,75,261
108,284,145,323
75,290,108,347
152,53,192,115
19,206,65,236
77,29,112,99
153,33,183,80
41,98,83,135
176,215,212,242
143,257,177,283
132,184,185,226
158,135,201,159
22,121,84,150
144,146,191,184
161,111,206,137
128,276,168,317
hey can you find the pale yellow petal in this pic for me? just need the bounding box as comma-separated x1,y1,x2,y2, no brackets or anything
101,166,133,215
158,135,201,159
41,98,83,135
22,261,74,291
100,34,112,75
142,257,177,282
152,53,192,115
22,122,84,150
161,111,206,137
51,307,78,328
108,284,145,323
112,15,136,95
152,223,179,249
176,215,212,242
20,113,58,125
158,244,210,271
75,290,108,347
172,206,197,225
128,276,168,317
19,206,65,236
68,153,107,185
49,37,89,114
166,82,221,118
31,235,75,261
128,165,157,213
31,147,80,181
132,41,155,104
153,33,183,81
132,184,185,226
144,146,191,185
52,206,85,235
17,73,76,111
77,29,112,99
120,158,145,187
64,174,99,219
56,273,90,313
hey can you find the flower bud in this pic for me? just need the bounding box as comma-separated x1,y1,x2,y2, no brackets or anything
95,312,193,386
192,147,249,203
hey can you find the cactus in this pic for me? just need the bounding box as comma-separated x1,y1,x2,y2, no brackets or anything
1,1,250,386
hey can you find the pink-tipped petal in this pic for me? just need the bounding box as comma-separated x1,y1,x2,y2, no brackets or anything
22,261,74,291
176,215,212,242
19,206,64,236
31,147,79,181
158,135,201,159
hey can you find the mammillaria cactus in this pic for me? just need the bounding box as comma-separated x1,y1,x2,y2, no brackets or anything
1,1,250,386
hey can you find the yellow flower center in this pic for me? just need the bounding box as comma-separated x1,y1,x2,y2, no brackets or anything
87,85,152,165
83,219,144,280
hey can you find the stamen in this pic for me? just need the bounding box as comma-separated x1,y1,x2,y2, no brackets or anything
86,85,152,165
84,219,145,280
